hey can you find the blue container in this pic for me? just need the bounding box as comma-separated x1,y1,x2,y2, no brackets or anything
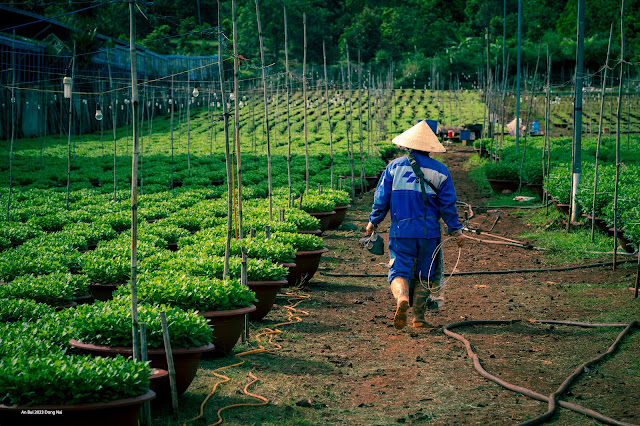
460,130,471,141
425,120,438,134
532,120,540,133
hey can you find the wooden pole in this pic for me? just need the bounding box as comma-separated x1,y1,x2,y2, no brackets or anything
346,45,355,198
186,69,192,176
139,323,151,426
233,0,244,239
255,0,273,220
518,43,542,189
303,12,309,194
284,7,292,207
590,25,613,241
160,311,179,413
128,0,141,361
613,0,625,270
106,47,118,202
66,43,76,211
543,49,551,217
322,41,334,189
170,76,175,188
219,2,233,278
570,0,586,224
357,49,364,194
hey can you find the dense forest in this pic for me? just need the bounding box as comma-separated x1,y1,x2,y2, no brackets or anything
9,0,640,87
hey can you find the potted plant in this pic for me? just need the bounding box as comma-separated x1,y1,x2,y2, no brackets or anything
322,189,351,229
115,274,256,355
80,237,166,300
178,234,296,265
0,297,54,322
545,167,571,215
271,233,328,286
484,162,520,193
0,321,153,426
161,254,288,321
300,194,336,231
0,354,154,426
0,273,78,308
522,162,544,198
67,298,214,396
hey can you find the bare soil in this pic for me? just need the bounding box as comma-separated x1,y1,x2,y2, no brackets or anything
158,146,639,426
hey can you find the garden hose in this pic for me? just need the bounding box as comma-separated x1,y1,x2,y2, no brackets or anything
184,290,311,426
322,259,637,279
417,236,462,297
443,320,639,426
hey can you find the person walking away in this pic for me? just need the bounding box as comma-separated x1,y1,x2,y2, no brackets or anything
365,121,464,329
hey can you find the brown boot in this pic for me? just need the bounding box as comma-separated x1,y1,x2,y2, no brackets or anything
412,283,430,328
390,277,410,330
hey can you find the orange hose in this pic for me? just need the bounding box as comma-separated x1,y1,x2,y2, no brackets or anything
184,290,310,426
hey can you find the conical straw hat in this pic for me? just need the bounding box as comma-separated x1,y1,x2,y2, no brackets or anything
392,120,446,153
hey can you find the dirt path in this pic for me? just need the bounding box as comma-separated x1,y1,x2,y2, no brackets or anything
168,146,638,426
296,146,639,425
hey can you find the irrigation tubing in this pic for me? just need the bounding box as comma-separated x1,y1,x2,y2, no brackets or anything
443,320,639,426
183,290,311,426
321,259,637,278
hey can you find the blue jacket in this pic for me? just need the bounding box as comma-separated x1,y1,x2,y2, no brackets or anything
369,150,462,239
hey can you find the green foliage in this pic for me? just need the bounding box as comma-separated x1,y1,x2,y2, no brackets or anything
161,254,287,282
62,221,118,246
545,165,572,204
310,189,351,207
271,232,325,252
0,354,150,405
179,233,296,264
0,273,78,306
70,298,212,348
116,274,256,312
0,298,54,323
0,321,68,359
300,194,336,213
522,162,544,185
0,222,43,246
80,237,165,284
484,162,520,181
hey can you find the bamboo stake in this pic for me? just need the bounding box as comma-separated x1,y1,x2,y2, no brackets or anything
346,45,355,198
170,76,175,188
98,80,104,157
186,71,192,176
241,246,249,341
340,62,349,190
6,32,16,221
251,83,256,154
303,12,309,194
613,0,625,270
274,76,280,149
544,47,551,218
255,0,273,220
284,7,292,207
233,0,244,239
106,48,118,202
160,311,179,413
139,80,146,195
357,49,364,194
66,43,76,211
139,323,151,426
219,3,233,279
518,43,542,189
128,0,141,362
367,65,372,158
590,24,613,241
322,41,334,189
